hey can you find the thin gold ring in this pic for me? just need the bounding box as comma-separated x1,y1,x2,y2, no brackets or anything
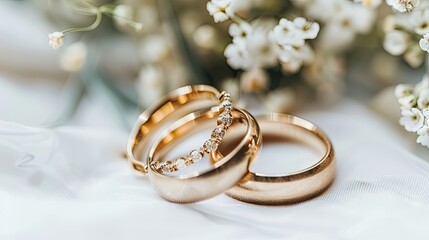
126,85,220,174
222,113,335,205
147,107,261,203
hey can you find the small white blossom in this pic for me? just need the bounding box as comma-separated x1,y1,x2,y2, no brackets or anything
400,107,424,132
221,78,240,98
419,33,429,53
417,89,429,108
60,42,87,72
136,65,165,107
318,2,375,51
404,45,425,68
207,0,233,23
415,75,429,95
224,41,252,69
410,9,429,35
278,44,315,73
240,68,269,93
246,26,278,68
48,32,64,49
417,126,429,147
113,5,133,29
264,87,296,113
386,0,420,13
354,0,383,8
229,22,253,44
383,30,409,56
395,84,414,98
139,35,170,63
193,25,218,49
293,17,320,40
271,18,305,46
398,95,417,108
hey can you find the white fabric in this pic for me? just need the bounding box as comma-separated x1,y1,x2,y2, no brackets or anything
2,81,429,239
2,2,429,239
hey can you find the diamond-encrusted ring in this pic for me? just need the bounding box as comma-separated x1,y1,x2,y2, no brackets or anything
151,91,233,173
126,85,220,175
147,107,261,203
224,113,335,205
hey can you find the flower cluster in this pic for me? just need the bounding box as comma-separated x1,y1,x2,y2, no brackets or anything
383,1,429,67
206,0,320,112
387,0,420,12
294,0,375,51
395,75,429,147
223,17,319,73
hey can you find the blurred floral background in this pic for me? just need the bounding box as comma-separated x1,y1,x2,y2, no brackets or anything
2,0,429,147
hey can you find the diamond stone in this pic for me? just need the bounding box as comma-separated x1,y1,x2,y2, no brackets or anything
212,126,226,139
218,112,233,127
204,139,219,152
161,161,172,172
175,158,186,170
189,150,202,163
221,100,233,111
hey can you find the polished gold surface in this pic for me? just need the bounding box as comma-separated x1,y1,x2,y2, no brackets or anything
151,91,235,173
126,85,220,174
147,108,261,203
223,113,335,205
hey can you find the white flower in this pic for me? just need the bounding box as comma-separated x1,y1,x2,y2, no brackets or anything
113,5,133,29
303,0,343,23
224,41,252,69
240,68,269,93
386,0,420,13
403,45,425,68
139,35,170,63
60,42,87,72
193,25,218,49
395,84,414,98
229,22,253,44
271,18,305,46
354,0,383,8
221,78,240,98
417,89,429,108
410,9,429,35
318,2,375,51
136,65,165,107
417,126,429,147
398,95,417,108
415,75,429,95
383,30,409,56
207,0,233,23
293,17,320,40
246,25,278,68
419,33,429,53
48,32,64,49
400,108,424,132
264,87,296,113
278,44,315,73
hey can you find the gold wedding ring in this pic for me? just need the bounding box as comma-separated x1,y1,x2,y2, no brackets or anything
126,85,335,205
223,113,335,205
126,85,220,174
147,107,261,203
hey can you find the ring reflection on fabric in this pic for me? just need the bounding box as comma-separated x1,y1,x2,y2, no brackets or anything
126,85,220,175
219,113,335,205
147,108,261,203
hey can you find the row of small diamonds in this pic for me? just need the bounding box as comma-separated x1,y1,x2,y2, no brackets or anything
152,91,233,173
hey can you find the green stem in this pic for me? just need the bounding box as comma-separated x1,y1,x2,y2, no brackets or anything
62,10,102,34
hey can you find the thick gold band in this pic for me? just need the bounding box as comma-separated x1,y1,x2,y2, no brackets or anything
147,108,261,203
126,85,220,174
224,113,335,205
